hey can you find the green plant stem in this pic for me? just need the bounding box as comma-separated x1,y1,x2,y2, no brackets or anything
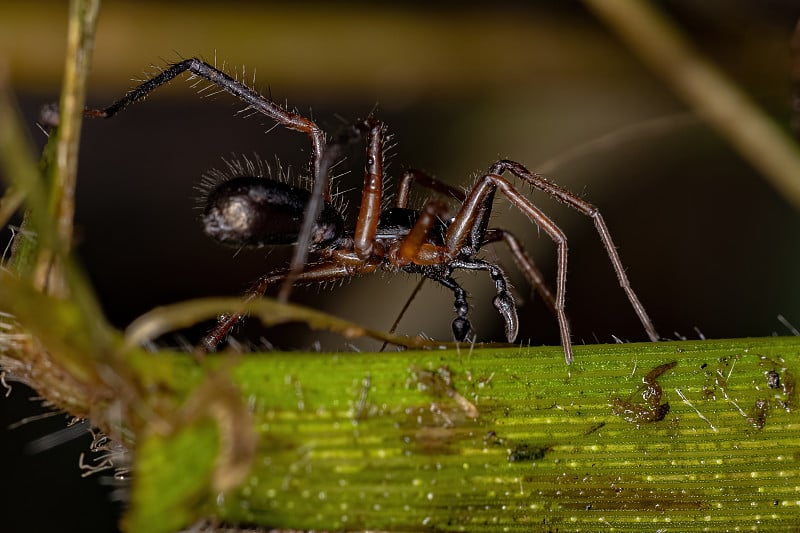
49,0,99,254
124,337,800,532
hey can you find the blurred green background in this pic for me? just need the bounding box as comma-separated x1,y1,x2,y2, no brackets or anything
2,1,799,532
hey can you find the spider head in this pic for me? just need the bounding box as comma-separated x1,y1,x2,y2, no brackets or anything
203,176,344,249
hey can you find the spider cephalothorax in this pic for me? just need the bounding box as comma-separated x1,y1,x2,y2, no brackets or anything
86,58,660,363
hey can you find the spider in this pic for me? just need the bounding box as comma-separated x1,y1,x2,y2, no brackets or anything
85,58,660,364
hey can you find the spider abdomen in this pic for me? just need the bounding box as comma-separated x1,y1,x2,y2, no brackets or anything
203,176,344,249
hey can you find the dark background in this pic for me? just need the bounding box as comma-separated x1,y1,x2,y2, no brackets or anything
2,1,800,532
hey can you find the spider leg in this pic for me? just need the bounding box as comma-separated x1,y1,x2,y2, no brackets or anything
395,169,466,207
446,173,573,363
352,117,386,259
389,199,449,264
201,259,379,351
384,198,475,339
279,120,377,301
390,174,543,348
488,159,660,343
388,199,519,343
395,169,492,257
84,58,328,193
482,228,557,316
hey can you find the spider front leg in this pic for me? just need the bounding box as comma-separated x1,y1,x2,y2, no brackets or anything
446,173,575,363
489,159,660,344
395,169,560,333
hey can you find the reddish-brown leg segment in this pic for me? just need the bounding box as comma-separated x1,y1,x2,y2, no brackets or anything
353,118,385,259
393,199,450,264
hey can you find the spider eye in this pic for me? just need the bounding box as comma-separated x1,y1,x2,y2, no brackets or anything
202,176,343,248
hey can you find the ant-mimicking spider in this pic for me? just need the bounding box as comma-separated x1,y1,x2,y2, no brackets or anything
85,58,660,364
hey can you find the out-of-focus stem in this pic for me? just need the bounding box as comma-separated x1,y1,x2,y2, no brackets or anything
585,0,800,210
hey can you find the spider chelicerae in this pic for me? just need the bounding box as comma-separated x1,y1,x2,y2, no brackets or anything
85,58,660,364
